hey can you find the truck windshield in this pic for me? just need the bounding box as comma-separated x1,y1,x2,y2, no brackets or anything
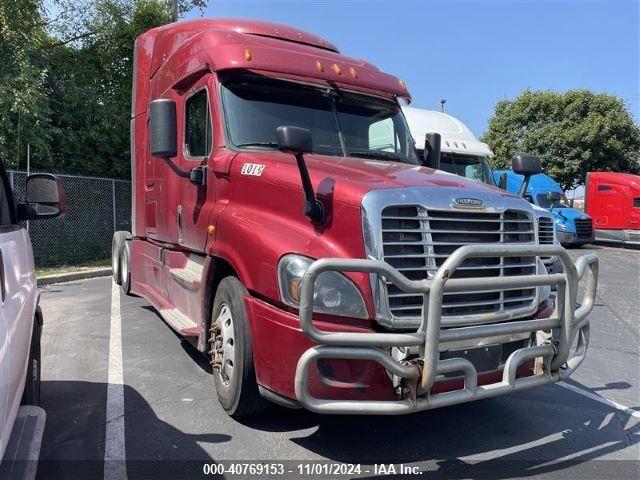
537,193,570,209
221,76,419,164
439,153,495,185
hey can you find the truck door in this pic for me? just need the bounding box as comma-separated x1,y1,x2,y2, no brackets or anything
176,76,215,250
593,184,622,229
0,167,37,456
0,303,8,457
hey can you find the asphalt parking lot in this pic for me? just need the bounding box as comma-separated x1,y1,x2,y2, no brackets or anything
35,244,639,479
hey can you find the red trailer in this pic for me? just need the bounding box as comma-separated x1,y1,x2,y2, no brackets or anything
585,172,640,245
111,18,598,417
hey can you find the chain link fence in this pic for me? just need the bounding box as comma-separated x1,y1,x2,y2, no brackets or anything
9,171,131,267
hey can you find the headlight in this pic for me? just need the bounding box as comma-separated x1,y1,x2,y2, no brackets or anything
277,254,368,319
555,221,569,231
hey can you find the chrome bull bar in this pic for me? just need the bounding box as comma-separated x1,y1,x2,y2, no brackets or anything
294,244,598,414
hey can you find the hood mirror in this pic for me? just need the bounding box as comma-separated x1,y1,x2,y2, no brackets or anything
511,154,542,198
276,126,325,225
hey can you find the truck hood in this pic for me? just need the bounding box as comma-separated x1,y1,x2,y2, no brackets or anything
232,151,516,206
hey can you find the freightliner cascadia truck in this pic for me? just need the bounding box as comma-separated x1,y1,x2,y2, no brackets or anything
111,19,599,417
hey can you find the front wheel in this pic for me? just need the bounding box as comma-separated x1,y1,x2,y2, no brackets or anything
210,276,265,417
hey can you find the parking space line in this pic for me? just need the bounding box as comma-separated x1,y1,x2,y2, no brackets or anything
558,382,640,419
104,280,127,479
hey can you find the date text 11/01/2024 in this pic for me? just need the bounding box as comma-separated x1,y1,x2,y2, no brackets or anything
201,463,422,476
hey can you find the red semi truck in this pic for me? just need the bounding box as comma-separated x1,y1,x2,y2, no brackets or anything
585,172,640,245
112,19,599,416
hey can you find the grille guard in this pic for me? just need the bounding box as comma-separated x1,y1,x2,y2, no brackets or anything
294,244,598,415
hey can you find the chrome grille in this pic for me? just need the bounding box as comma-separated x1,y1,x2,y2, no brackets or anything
575,218,593,240
381,206,536,319
537,217,555,265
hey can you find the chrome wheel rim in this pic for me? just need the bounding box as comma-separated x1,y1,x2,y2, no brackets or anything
215,304,235,387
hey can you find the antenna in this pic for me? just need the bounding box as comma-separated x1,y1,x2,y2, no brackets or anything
440,99,447,113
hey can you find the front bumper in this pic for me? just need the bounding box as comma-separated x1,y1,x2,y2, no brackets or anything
294,244,598,415
595,228,640,245
557,231,595,245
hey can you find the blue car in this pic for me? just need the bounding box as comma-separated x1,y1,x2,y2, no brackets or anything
494,170,594,247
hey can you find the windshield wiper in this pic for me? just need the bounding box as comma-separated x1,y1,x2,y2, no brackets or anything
348,149,406,163
236,141,279,149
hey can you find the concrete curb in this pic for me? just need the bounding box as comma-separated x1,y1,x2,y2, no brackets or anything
38,267,112,285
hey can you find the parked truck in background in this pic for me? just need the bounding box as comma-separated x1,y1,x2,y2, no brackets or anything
111,19,598,417
494,170,595,247
402,107,495,184
585,172,640,245
403,107,561,273
0,160,67,474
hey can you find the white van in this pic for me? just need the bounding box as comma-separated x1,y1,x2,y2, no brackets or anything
0,161,66,477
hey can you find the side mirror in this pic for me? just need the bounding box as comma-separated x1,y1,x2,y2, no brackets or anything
511,154,542,176
498,172,507,190
276,126,313,154
276,126,324,224
150,99,177,158
423,132,441,169
511,154,542,198
18,174,67,220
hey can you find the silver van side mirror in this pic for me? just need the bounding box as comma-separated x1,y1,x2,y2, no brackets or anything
18,174,67,220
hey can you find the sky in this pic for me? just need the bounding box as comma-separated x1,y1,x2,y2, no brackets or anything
185,0,639,137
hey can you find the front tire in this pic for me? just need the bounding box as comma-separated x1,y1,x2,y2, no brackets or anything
210,276,265,417
22,314,42,406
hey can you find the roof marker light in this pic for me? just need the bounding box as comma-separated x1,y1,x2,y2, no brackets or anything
454,142,459,148
398,80,407,90
244,49,252,61
332,64,342,75
316,60,324,72
445,141,450,147
349,67,357,78
462,142,467,149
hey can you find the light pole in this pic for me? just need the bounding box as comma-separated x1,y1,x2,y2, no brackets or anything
170,0,178,22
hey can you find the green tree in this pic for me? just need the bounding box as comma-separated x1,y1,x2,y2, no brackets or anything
0,0,207,176
0,0,54,169
46,0,207,177
482,89,640,190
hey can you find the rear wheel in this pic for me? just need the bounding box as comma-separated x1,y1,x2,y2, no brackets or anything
210,276,265,417
112,231,130,285
22,315,42,406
